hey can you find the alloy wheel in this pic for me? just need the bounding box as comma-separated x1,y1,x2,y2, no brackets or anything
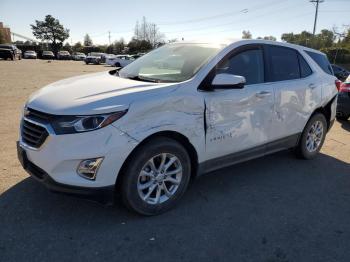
306,120,324,152
137,153,182,205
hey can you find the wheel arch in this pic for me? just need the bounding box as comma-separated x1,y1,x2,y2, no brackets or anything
115,130,199,192
311,95,336,131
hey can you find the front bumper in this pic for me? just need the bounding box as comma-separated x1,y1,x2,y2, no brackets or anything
17,141,114,204
18,120,137,188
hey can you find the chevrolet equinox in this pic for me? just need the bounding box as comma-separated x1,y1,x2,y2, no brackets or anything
17,40,338,215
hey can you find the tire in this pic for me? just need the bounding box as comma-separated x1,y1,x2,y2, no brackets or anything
121,137,191,216
295,113,327,159
114,62,121,67
336,114,349,121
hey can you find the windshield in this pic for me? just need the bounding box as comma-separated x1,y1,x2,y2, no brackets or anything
119,43,221,83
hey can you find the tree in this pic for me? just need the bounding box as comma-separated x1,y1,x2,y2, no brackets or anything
133,17,164,48
63,42,72,53
73,41,83,52
128,39,152,53
281,30,334,49
31,15,69,54
84,34,93,46
0,30,5,44
242,30,252,39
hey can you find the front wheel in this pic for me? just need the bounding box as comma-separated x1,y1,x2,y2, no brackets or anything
295,113,327,159
121,137,191,215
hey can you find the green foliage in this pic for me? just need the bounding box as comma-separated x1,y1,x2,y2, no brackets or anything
31,15,69,54
128,38,152,53
321,47,350,64
281,30,335,49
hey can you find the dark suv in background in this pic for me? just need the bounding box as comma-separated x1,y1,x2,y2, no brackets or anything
332,64,349,82
0,44,22,60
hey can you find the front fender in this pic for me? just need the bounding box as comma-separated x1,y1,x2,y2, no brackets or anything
112,92,206,162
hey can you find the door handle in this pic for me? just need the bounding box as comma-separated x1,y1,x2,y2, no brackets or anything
255,91,271,98
309,83,317,89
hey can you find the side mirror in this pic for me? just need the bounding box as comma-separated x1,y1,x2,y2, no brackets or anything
211,74,246,89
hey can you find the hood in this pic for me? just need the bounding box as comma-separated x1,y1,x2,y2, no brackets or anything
27,71,178,115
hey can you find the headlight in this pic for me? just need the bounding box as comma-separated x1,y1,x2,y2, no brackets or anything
51,110,127,134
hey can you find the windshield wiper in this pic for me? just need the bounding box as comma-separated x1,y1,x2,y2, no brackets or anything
127,75,159,83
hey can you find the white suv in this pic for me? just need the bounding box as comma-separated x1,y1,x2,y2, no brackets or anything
17,40,338,215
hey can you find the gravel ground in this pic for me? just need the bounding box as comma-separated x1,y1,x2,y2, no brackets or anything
0,59,350,262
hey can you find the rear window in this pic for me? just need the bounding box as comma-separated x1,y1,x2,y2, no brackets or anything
305,51,333,75
267,45,300,81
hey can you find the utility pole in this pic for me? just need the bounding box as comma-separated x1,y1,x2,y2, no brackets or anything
310,0,324,35
108,31,111,45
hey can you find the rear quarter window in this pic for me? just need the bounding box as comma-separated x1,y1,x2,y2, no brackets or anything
305,51,333,75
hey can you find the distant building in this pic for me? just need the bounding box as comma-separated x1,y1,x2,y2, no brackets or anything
0,22,12,43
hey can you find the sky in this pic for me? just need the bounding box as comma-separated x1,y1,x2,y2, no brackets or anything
0,0,349,45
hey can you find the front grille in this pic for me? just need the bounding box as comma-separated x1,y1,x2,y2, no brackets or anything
25,107,53,122
21,119,49,148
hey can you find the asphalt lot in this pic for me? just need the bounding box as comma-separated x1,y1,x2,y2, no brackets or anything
0,59,350,262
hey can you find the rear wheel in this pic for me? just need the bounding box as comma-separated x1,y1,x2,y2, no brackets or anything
295,113,327,159
114,62,121,67
121,137,191,215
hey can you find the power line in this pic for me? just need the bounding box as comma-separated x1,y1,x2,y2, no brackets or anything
163,2,302,35
310,0,324,35
156,0,289,26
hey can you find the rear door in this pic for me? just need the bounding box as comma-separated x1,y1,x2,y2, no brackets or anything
264,45,322,141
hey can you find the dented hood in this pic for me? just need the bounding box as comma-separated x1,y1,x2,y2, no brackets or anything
27,71,177,115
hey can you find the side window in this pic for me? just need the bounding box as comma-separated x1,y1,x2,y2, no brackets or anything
298,54,312,78
217,48,264,85
305,51,333,75
267,46,300,81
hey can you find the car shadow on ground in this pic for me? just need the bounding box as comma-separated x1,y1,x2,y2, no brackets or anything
338,119,350,132
1,151,350,261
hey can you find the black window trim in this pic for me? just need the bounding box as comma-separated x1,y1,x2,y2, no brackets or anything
297,52,313,78
198,44,266,91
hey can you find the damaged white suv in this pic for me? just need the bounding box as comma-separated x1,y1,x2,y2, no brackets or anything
18,40,338,215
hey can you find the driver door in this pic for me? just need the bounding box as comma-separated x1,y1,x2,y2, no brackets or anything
204,45,275,161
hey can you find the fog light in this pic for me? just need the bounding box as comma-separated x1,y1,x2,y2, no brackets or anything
77,158,104,180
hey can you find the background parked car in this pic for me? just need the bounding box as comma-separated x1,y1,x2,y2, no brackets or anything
106,54,135,67
72,52,86,61
57,51,71,60
24,50,37,59
42,51,55,60
84,52,104,64
337,75,350,121
0,44,22,60
131,53,145,59
332,64,349,82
